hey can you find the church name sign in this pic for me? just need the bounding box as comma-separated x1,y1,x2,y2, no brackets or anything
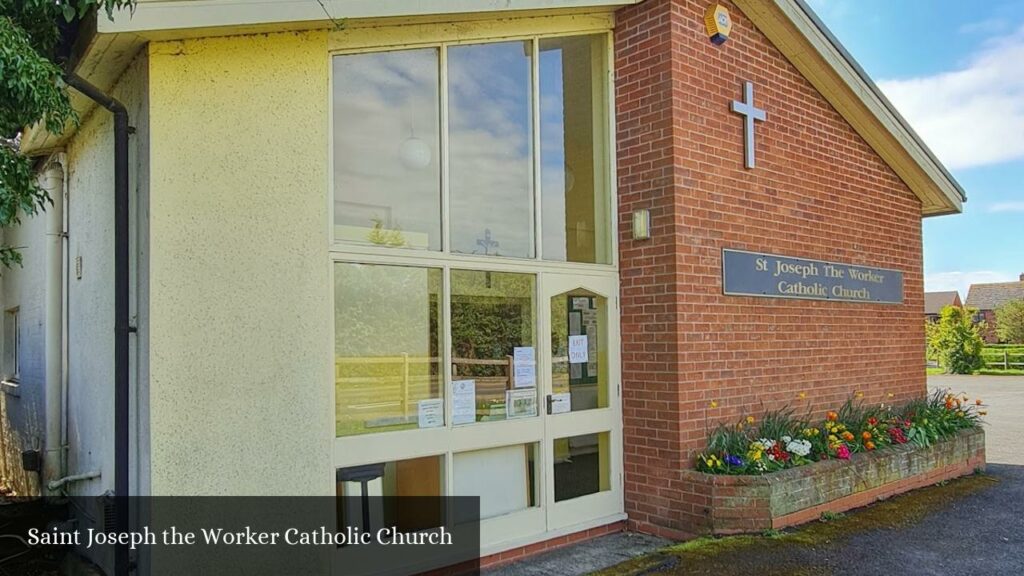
722,249,903,304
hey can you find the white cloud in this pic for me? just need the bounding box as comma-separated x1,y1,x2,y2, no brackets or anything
988,201,1024,213
877,25,1024,170
926,270,1019,301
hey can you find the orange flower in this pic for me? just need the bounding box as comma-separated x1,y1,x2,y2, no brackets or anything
862,431,872,441
866,441,876,451
976,399,983,406
826,411,838,422
842,431,855,442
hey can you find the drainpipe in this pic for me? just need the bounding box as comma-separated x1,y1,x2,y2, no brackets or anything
64,73,131,576
41,155,65,493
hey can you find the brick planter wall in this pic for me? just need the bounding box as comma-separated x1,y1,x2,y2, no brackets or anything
677,428,985,535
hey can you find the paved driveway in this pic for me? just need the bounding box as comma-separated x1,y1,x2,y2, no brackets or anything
929,374,1024,465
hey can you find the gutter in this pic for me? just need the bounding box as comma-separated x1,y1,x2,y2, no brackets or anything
63,73,132,576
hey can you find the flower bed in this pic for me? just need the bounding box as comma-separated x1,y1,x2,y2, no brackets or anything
683,427,985,535
696,390,984,475
680,390,987,535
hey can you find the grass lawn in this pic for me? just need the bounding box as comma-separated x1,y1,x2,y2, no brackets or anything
928,344,1024,376
975,368,1024,376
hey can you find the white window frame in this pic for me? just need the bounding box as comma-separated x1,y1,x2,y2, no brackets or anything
3,307,19,382
328,18,622,556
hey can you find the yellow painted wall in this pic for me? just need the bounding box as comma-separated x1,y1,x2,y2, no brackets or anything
147,30,333,496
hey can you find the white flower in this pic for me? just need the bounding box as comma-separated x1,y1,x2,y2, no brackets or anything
757,438,776,450
785,439,812,457
781,435,792,443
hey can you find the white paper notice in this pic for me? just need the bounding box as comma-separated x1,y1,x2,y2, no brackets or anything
452,379,476,425
550,393,572,414
506,389,537,419
513,346,536,388
417,399,444,428
568,335,589,364
572,297,590,310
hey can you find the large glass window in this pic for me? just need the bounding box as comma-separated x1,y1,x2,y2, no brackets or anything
331,36,610,263
540,35,610,264
448,41,535,258
333,49,442,251
450,270,537,424
334,263,443,436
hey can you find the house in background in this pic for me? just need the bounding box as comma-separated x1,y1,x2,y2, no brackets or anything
966,275,1024,343
924,290,961,322
7,0,965,573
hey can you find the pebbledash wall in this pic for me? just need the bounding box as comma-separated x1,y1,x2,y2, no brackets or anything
614,0,926,538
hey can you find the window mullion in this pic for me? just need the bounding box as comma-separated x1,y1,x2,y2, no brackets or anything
532,37,543,261
442,264,454,499
440,44,451,254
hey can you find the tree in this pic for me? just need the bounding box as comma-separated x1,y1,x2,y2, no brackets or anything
995,300,1024,344
926,305,985,374
0,0,133,268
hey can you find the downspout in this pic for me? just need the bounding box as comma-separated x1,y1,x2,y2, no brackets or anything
64,74,131,576
41,155,65,493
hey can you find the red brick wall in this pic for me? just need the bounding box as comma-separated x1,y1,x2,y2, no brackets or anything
615,0,926,537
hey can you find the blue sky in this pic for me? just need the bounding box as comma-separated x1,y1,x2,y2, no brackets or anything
806,0,1024,299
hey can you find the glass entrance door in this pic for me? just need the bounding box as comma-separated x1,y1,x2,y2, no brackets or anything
541,274,622,531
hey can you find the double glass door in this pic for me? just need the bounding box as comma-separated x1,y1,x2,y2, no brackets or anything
333,266,621,554
446,271,621,548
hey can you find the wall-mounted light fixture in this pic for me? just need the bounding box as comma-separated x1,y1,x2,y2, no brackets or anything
632,209,651,240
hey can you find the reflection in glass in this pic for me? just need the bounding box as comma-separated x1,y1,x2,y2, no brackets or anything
450,270,537,423
554,432,610,502
454,444,538,520
333,49,441,250
540,35,610,264
334,263,442,436
448,42,534,258
551,291,608,411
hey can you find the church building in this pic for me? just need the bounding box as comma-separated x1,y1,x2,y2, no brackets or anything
5,0,963,573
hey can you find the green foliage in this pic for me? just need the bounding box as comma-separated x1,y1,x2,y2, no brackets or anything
995,300,1024,344
0,0,133,268
926,305,985,374
904,389,982,448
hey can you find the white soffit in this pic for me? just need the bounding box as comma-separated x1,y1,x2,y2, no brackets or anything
97,0,642,34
